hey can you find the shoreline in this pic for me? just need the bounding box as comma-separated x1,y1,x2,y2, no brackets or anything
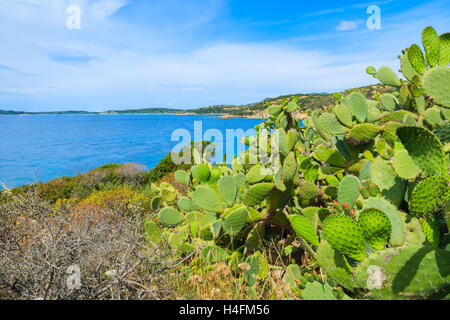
0,112,268,119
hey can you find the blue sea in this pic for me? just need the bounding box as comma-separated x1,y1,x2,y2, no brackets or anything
0,115,262,188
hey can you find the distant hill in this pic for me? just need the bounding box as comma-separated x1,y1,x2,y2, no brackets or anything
101,108,183,115
0,84,393,118
181,83,394,119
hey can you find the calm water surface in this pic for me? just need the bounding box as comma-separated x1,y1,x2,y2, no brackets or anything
0,115,262,188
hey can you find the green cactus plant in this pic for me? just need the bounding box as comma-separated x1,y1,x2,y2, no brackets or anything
289,214,319,248
175,170,190,185
337,175,360,208
318,112,348,135
376,66,401,87
218,175,238,206
348,92,369,123
422,67,450,107
408,175,450,217
145,26,450,301
345,123,381,146
355,245,450,299
420,217,440,248
422,26,440,67
397,126,446,177
302,281,337,300
334,103,353,127
362,197,405,247
323,214,366,261
191,185,222,212
158,207,184,227
370,157,397,191
438,32,450,66
407,44,426,74
223,206,248,235
243,183,274,206
392,149,420,180
358,208,392,250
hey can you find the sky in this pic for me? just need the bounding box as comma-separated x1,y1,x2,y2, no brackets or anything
0,0,449,111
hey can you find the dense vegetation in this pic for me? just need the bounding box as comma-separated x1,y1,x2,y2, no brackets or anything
150,26,450,300
1,27,449,300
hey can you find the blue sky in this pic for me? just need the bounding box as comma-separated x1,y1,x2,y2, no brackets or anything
0,0,449,111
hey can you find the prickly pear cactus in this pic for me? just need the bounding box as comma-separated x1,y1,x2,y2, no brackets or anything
323,214,366,261
147,26,450,300
358,208,392,251
355,245,450,300
337,175,360,209
408,175,450,217
289,214,319,248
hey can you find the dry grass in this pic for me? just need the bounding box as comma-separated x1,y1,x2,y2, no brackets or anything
0,190,176,300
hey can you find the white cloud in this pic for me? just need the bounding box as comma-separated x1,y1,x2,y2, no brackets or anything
89,0,129,19
0,0,128,23
336,20,363,31
0,41,388,109
0,0,449,110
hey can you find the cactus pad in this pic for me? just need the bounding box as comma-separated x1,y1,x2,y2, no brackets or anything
246,164,267,184
317,241,357,290
397,126,446,176
438,32,450,66
177,197,197,212
337,175,361,208
191,186,222,212
358,208,392,250
315,145,346,167
201,245,230,263
421,217,440,248
400,54,420,82
345,123,381,146
268,104,282,117
424,107,444,127
370,157,397,191
318,112,348,135
376,66,401,87
282,152,297,181
223,206,248,235
392,150,420,180
407,44,426,74
302,281,336,300
422,26,440,67
168,228,189,249
298,181,321,201
218,175,238,206
422,67,450,107
380,93,399,111
207,167,222,186
323,214,366,261
175,170,190,185
355,245,450,299
243,183,274,206
334,104,353,127
434,121,450,143
144,220,161,244
363,197,405,247
348,92,368,123
158,207,184,226
197,164,211,183
289,214,319,247
408,175,450,217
